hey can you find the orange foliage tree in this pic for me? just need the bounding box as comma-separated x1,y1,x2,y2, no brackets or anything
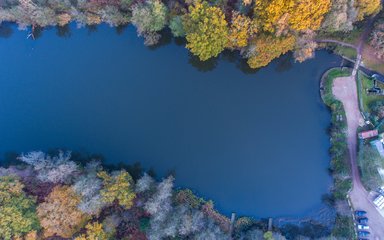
37,186,88,238
247,34,295,69
227,11,257,49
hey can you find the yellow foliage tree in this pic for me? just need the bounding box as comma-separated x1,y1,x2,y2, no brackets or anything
288,0,331,31
355,0,382,20
98,170,136,209
37,186,88,238
74,222,108,240
0,176,40,240
254,0,331,33
227,11,256,49
183,1,228,61
247,34,295,69
254,0,293,33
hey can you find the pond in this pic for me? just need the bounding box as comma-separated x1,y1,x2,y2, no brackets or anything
0,23,341,218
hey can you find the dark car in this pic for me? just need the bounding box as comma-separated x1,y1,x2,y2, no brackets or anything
358,217,368,224
358,231,370,237
355,210,367,217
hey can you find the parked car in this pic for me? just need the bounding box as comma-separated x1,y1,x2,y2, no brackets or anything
358,217,368,224
355,210,367,217
358,231,370,237
357,224,370,230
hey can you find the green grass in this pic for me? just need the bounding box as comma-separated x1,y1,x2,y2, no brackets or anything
334,46,357,60
359,72,384,112
331,215,355,239
322,68,351,105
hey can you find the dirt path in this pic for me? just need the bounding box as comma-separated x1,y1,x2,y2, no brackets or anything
333,76,384,239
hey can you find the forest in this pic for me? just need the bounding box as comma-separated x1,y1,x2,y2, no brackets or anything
0,0,382,68
0,151,352,240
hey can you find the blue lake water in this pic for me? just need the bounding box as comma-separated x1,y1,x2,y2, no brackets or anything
0,23,341,217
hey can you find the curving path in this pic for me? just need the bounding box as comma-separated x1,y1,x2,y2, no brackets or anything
333,76,384,239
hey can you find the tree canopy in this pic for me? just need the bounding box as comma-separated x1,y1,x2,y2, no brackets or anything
0,176,40,240
183,1,228,61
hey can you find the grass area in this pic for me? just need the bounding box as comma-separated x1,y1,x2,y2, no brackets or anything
359,71,384,112
318,27,363,45
334,46,357,60
331,215,355,239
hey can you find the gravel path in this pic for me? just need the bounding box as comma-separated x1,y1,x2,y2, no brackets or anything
333,76,384,239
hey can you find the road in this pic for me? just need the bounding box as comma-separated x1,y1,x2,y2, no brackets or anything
333,76,384,239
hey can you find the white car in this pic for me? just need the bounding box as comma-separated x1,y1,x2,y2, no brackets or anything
357,224,370,230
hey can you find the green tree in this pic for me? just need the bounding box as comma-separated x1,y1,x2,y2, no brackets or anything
98,170,136,209
183,1,228,61
131,0,168,35
169,15,185,37
0,176,40,240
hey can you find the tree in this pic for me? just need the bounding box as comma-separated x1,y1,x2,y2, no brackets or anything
288,0,331,31
169,15,185,37
18,151,78,184
75,222,108,240
355,0,382,21
254,0,331,33
37,186,88,238
131,0,168,45
72,162,106,216
294,30,318,62
227,11,256,49
183,1,228,61
253,0,290,33
98,170,136,209
246,34,295,69
0,176,40,240
370,21,384,59
321,0,357,32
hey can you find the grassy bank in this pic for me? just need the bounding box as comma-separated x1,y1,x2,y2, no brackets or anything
321,68,355,238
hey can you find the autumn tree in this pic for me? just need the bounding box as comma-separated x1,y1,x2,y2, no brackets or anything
98,170,136,209
288,0,331,31
321,0,357,32
227,11,256,49
370,21,384,59
245,34,295,69
131,0,168,45
72,161,106,216
355,0,382,20
37,186,88,238
75,222,108,240
183,1,228,61
253,0,291,33
18,151,78,184
254,0,331,33
294,30,318,62
0,176,40,240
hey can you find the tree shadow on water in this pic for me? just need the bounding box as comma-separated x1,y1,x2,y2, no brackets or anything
115,24,128,35
32,26,44,40
0,23,13,38
147,28,173,51
188,53,218,72
56,24,72,38
87,24,98,35
274,52,293,73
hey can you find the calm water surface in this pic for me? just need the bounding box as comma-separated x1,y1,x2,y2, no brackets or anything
0,24,341,217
